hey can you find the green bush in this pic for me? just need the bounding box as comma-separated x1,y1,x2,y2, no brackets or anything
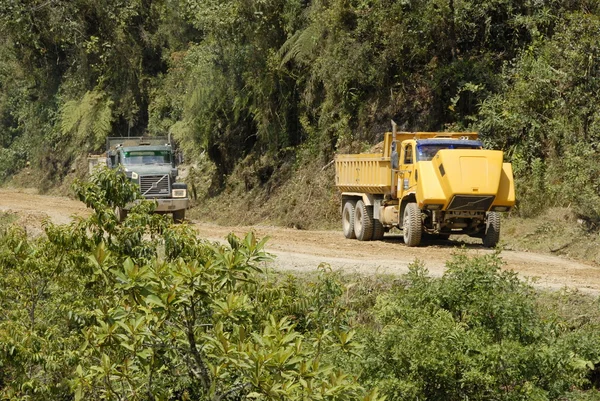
0,147,25,181
358,253,595,401
0,168,381,401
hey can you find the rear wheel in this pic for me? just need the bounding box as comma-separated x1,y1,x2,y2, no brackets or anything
173,209,186,224
342,201,357,239
403,203,422,247
354,200,373,241
483,212,500,248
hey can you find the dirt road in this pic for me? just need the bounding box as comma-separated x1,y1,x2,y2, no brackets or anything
1,188,599,294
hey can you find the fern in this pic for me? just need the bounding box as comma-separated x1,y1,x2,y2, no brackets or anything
279,24,323,67
92,98,113,146
60,100,81,135
59,90,113,149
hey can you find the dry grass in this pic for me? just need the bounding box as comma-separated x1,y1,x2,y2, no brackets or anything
502,207,600,264
188,152,340,230
5,165,44,190
5,154,89,199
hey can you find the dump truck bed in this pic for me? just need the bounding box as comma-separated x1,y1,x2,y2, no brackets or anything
335,154,392,194
334,132,479,194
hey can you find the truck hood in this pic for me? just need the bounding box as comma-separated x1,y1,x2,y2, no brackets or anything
124,164,177,177
433,149,503,196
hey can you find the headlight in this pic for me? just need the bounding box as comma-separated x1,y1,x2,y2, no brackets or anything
131,172,138,179
172,188,187,198
491,206,510,212
425,204,443,210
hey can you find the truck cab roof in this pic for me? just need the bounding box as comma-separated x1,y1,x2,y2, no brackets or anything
416,138,483,148
119,145,172,152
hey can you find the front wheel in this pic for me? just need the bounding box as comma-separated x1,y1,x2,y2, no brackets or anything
403,203,422,247
173,209,186,224
483,212,500,248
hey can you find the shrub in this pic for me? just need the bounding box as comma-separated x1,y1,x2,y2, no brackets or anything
0,168,382,401
358,253,592,401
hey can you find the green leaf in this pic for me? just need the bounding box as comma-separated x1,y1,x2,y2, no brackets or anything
146,294,165,308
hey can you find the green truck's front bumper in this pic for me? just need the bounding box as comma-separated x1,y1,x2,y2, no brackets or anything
152,198,189,212
126,198,189,212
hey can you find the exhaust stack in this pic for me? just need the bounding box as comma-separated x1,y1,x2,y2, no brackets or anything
390,120,398,198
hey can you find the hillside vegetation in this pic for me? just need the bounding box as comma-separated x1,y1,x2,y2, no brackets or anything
2,1,600,224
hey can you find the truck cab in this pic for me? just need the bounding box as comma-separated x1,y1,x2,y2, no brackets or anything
396,138,484,202
106,137,189,222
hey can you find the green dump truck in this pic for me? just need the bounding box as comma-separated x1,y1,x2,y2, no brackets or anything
105,136,189,222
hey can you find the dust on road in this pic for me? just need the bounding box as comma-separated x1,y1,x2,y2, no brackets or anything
1,188,598,294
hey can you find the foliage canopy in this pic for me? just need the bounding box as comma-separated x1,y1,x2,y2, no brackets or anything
2,1,600,214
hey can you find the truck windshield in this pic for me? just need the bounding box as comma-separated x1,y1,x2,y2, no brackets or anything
417,144,482,161
123,150,172,165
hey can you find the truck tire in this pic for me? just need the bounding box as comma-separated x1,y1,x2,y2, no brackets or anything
403,203,422,247
354,200,373,241
372,216,385,241
173,209,186,224
342,201,357,239
115,206,128,223
483,211,501,248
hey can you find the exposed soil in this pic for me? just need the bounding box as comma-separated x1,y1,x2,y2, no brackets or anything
1,188,599,294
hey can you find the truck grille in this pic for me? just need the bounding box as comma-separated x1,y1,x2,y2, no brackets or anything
140,174,171,198
447,195,495,212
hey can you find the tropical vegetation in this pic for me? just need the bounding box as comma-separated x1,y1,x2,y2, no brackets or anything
2,168,600,400
1,1,600,220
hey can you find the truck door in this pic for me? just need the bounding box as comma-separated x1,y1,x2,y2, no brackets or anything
399,143,415,199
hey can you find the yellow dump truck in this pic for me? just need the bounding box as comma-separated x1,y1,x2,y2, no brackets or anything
334,123,515,247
